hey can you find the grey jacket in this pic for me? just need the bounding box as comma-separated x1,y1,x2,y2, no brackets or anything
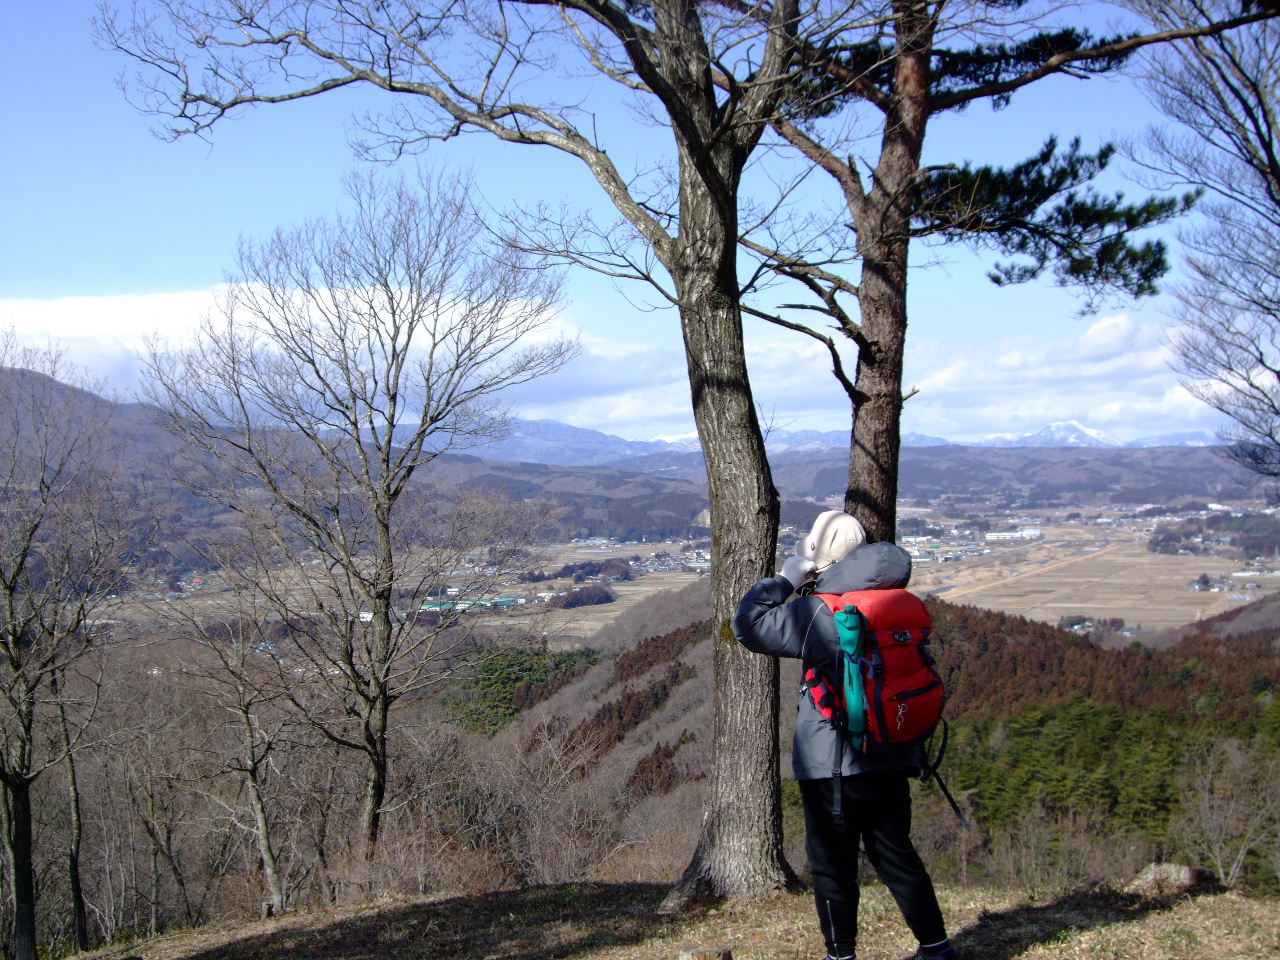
733,542,926,780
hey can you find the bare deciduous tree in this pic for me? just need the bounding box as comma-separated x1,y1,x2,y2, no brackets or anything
118,691,210,934
1171,739,1280,888
495,722,621,885
144,170,573,862
165,585,296,917
100,0,811,903
1128,0,1280,476
0,335,133,960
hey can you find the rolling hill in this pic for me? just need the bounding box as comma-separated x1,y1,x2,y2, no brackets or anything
481,579,1279,893
4,368,1260,527
606,443,1261,505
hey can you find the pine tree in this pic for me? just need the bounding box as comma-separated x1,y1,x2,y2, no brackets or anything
749,0,1275,538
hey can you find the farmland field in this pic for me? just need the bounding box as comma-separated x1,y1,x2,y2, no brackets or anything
492,568,705,646
909,524,1278,630
532,525,1280,640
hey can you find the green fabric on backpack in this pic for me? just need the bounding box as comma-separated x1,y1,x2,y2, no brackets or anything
833,606,866,737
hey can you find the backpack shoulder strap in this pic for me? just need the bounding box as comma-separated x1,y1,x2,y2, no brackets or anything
799,596,835,662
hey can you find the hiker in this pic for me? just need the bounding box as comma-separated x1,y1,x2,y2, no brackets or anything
733,510,957,960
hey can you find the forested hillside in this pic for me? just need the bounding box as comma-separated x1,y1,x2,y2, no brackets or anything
435,587,1280,904
499,590,1280,890
923,601,1278,877
931,600,1280,728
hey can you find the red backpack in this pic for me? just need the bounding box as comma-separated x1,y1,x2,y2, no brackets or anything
804,587,969,827
807,587,943,749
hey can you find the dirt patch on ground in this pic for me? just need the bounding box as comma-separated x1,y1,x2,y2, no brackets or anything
538,571,705,643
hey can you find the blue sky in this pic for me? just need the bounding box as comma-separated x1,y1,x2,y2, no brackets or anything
1,1,1231,443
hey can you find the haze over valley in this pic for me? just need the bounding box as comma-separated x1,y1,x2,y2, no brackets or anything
25,367,1271,642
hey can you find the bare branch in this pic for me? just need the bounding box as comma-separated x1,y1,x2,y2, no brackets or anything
144,169,572,857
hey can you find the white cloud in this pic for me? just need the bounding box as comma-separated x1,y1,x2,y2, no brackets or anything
0,293,1228,444
503,326,693,436
974,314,1168,386
1072,312,1145,361
509,319,854,438
510,310,1224,442
900,312,1223,441
1,291,217,347
0,290,218,397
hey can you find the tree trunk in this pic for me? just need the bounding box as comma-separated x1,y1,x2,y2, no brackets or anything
64,749,90,951
845,0,934,543
846,245,909,543
663,157,793,905
148,797,160,937
139,785,197,930
311,745,341,904
55,672,90,951
357,535,397,865
240,715,285,916
6,777,37,960
249,777,286,915
360,696,390,862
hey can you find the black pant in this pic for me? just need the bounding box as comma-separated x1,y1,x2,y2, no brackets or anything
800,772,946,959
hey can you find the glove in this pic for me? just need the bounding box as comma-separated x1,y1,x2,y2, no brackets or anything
780,555,817,590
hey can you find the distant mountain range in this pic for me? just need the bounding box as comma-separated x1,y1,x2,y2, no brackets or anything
2,368,1247,542
461,418,1249,506
471,417,1220,466
470,418,698,466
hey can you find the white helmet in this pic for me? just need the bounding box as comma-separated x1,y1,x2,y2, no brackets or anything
796,510,867,571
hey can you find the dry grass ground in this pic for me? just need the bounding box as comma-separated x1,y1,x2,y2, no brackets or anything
909,526,1279,630
75,881,1279,960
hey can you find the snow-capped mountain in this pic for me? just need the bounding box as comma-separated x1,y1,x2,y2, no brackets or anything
980,420,1124,448
971,422,1220,449
650,433,703,453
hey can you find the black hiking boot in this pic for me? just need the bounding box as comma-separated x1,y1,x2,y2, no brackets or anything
906,939,957,960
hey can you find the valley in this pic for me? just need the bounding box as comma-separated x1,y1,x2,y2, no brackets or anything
523,506,1280,639
27,366,1277,642
907,522,1277,631
557,502,1280,639
472,509,1280,644
13,370,1280,954
115,512,1277,648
